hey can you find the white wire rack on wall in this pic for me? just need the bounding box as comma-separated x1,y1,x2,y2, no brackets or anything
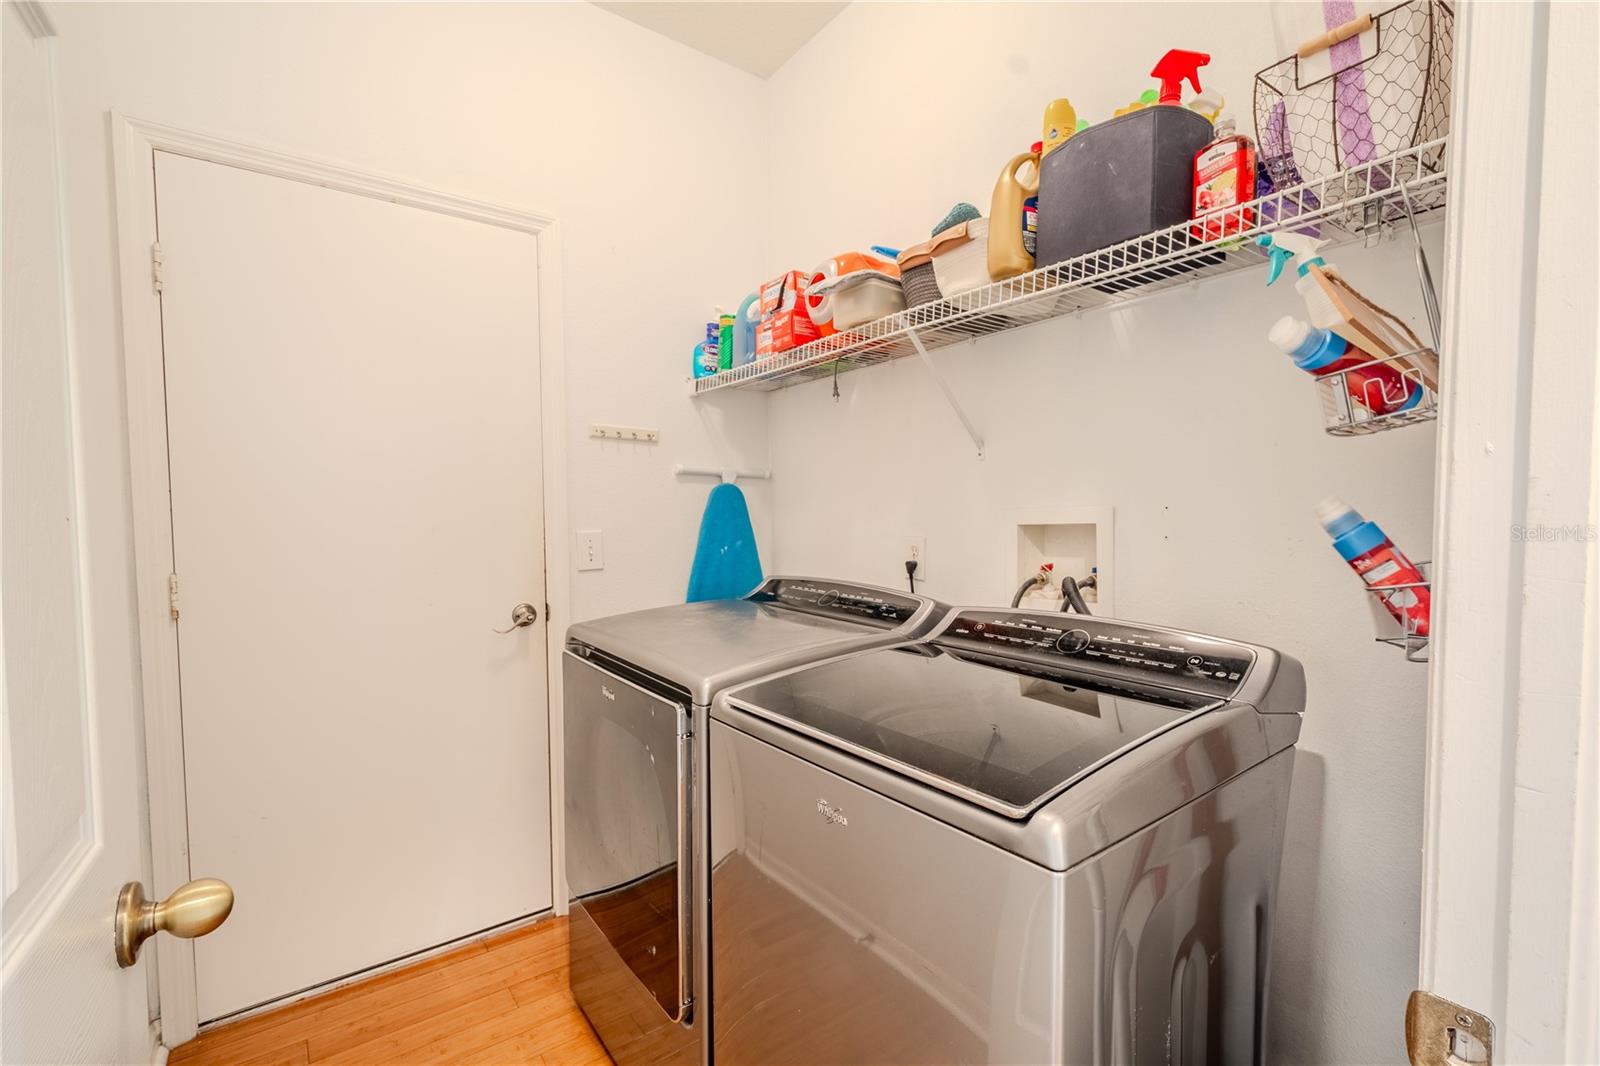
690,138,1448,402
1371,560,1431,662
1317,347,1440,436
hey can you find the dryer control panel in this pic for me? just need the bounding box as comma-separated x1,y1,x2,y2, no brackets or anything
937,610,1256,700
750,578,925,629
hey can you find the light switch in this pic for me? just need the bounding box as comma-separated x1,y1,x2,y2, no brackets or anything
576,530,604,572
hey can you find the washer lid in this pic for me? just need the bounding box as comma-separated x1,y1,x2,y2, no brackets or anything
723,632,1239,820
565,577,939,705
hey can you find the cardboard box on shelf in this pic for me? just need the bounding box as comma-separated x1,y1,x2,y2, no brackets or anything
755,306,820,358
759,270,808,318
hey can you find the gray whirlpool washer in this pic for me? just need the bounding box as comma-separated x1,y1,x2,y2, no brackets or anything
709,607,1306,1065
562,577,944,1066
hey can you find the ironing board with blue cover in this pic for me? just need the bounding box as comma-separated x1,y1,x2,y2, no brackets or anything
686,482,763,603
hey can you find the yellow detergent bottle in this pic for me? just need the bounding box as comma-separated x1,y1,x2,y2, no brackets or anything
988,146,1041,280
1114,88,1160,118
1040,98,1078,157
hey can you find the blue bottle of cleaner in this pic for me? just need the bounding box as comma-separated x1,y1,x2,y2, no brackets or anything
1269,316,1422,415
693,321,719,379
1316,497,1430,636
692,342,718,379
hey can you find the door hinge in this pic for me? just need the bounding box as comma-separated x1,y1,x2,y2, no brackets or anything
1406,989,1494,1065
167,573,180,621
151,241,165,293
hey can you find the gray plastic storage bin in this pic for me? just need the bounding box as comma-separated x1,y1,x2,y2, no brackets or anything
1036,106,1216,280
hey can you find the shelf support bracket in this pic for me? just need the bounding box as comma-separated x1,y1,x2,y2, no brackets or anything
907,328,984,459
1398,184,1443,350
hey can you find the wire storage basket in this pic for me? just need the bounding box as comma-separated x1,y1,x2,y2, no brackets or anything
1315,346,1438,435
1255,0,1453,200
900,262,943,308
1370,560,1430,661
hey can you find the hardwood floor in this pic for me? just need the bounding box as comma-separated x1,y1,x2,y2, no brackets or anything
168,916,612,1066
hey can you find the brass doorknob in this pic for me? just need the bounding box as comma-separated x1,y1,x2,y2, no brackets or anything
115,878,234,968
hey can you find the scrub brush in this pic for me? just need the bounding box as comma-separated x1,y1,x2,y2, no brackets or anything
931,202,981,237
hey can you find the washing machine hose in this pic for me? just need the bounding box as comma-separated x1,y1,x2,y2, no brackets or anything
1010,577,1042,608
1059,576,1091,615
1012,574,1095,614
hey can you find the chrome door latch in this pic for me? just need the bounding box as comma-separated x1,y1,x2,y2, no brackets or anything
1406,989,1494,1065
494,602,539,633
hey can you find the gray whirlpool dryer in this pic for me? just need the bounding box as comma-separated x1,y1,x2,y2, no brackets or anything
562,578,944,1066
709,607,1306,1066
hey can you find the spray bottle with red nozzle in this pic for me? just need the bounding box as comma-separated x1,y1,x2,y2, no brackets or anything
1150,49,1211,105
1113,49,1212,117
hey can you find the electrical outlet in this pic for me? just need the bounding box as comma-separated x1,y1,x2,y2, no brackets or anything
905,536,927,581
577,529,604,572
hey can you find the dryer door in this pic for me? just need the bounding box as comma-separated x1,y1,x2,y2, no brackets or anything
564,652,691,1022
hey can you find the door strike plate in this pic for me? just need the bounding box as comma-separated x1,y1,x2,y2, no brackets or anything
1406,989,1494,1065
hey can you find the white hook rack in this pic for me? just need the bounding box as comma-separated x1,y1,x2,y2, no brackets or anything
674,463,771,484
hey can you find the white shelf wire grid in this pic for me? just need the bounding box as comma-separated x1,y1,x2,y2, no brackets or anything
1370,560,1431,662
691,137,1448,397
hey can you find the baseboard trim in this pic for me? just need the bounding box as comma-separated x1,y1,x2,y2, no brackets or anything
192,909,556,1034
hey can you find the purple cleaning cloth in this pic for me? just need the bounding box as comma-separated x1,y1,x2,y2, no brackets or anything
1323,0,1377,171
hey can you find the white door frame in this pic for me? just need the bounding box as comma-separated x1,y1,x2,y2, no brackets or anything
1422,2,1599,1061
109,113,572,1048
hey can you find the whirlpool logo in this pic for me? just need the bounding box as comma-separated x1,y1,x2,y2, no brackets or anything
815,799,849,827
601,685,616,702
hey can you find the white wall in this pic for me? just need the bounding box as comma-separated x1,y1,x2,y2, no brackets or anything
47,0,773,626
764,5,1439,1063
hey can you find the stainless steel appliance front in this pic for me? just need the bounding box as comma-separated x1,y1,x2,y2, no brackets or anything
563,652,693,1031
710,712,1295,1065
708,611,1304,1065
562,577,947,1066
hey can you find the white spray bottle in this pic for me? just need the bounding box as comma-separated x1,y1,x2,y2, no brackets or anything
1256,232,1350,337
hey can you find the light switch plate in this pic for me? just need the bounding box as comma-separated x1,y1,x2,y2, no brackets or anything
576,529,604,571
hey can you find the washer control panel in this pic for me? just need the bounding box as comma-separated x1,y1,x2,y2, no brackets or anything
939,610,1256,699
752,578,924,628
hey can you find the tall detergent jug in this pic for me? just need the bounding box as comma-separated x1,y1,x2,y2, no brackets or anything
989,148,1040,280
732,292,759,366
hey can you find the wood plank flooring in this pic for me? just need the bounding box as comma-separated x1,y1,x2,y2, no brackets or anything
168,917,613,1066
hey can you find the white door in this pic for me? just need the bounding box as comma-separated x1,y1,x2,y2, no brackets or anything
152,151,552,1021
1,8,152,1063
1418,2,1599,1062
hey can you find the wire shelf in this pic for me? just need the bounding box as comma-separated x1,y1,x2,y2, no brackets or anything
691,137,1448,397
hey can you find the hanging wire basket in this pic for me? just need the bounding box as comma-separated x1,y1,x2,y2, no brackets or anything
1255,0,1454,202
1314,347,1439,436
1369,560,1431,661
